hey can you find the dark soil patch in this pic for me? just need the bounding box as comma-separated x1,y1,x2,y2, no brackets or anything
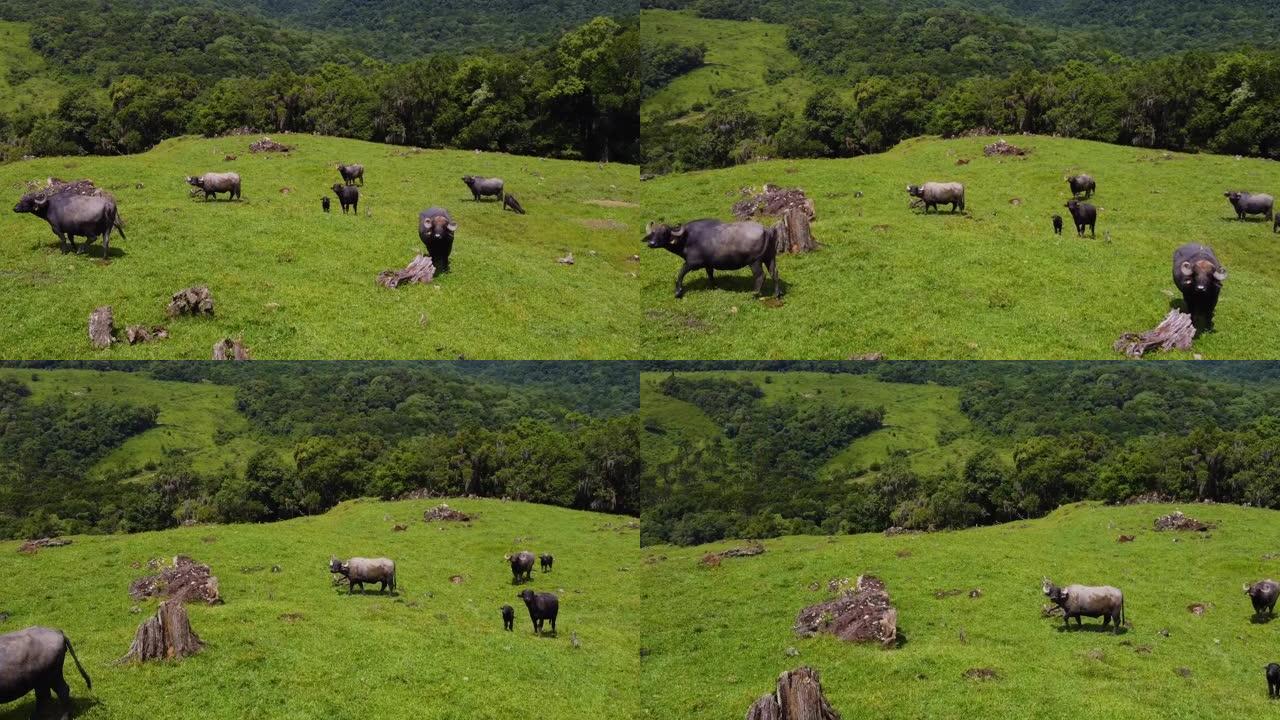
963,667,1000,681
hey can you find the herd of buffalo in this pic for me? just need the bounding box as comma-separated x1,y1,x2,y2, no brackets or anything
12,163,530,280
0,547,561,719
644,171,1277,336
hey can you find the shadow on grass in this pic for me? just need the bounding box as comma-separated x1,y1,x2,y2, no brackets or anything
39,241,128,260
333,588,399,597
675,273,791,299
1220,216,1271,223
0,694,99,720
1054,622,1128,635
1249,612,1276,625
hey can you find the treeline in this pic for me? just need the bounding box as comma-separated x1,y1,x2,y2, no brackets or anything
0,14,638,163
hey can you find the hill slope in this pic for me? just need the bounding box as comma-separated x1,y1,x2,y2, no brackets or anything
0,21,58,112
0,134,640,359
640,135,1280,359
639,502,1280,719
0,497,639,720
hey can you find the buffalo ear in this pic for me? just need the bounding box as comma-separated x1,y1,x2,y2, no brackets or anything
1179,261,1193,276
1213,267,1227,281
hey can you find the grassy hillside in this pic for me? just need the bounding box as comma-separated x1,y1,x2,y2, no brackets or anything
641,370,988,476
639,502,1280,719
640,135,1280,359
641,10,810,124
0,367,287,479
0,497,639,719
0,20,58,112
0,134,640,359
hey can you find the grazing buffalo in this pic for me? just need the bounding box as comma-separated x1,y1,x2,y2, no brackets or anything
501,605,515,632
539,554,553,573
1225,191,1274,221
418,208,457,273
517,589,559,635
1052,214,1063,235
1268,663,1280,698
1064,199,1096,238
322,196,331,213
1245,579,1279,616
331,184,359,214
0,626,91,720
507,551,535,583
328,557,396,594
907,182,965,213
337,163,364,186
13,191,126,258
644,220,780,299
1067,173,1096,198
186,172,241,201
502,193,526,214
1043,578,1124,633
1173,243,1227,332
462,176,504,202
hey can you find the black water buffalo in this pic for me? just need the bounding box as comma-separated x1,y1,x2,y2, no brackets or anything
186,172,241,201
322,197,331,213
1067,173,1096,198
1173,243,1227,332
539,554,553,572
1268,663,1280,698
13,191,126,258
337,163,364,186
501,605,515,631
517,589,559,635
329,557,396,594
507,551,535,583
1064,199,1096,237
462,176,504,202
644,220,780,299
907,182,965,213
331,184,359,214
1043,578,1124,633
418,208,457,273
1052,214,1063,235
0,626,91,720
503,193,526,214
1225,191,1274,220
1245,579,1279,616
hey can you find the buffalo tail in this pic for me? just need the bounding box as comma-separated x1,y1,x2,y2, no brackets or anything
65,636,91,690
112,209,127,240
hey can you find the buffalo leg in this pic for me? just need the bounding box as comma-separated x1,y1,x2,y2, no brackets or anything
103,229,111,259
53,673,72,720
768,256,780,298
1090,223,1095,238
750,261,764,295
550,616,556,634
674,263,692,299
32,684,51,720
353,201,358,214
705,268,715,289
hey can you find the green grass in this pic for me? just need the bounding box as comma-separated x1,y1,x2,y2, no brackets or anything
0,497,640,720
0,368,287,479
0,134,640,359
0,21,59,113
640,135,1280,359
639,502,1280,719
641,10,811,124
640,370,991,477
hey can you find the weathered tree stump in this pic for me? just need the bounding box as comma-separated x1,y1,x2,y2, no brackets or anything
89,306,116,348
378,255,436,288
167,286,214,317
117,600,203,664
1114,309,1195,357
745,667,842,720
212,338,251,360
774,208,819,254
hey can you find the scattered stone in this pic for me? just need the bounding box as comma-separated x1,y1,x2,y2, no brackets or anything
570,631,580,649
1187,603,1207,615
449,575,465,584
1115,310,1196,358
212,338,251,360
128,555,223,605
1009,197,1023,205
271,565,281,573
18,537,72,554
955,158,970,165
850,353,886,361
1174,667,1192,678
968,588,983,599
963,667,1000,681
1117,534,1136,543
129,606,140,614
700,543,765,567
794,575,897,647
378,254,436,288
223,154,237,162
167,286,214,317
423,504,471,522
392,524,408,532
784,647,799,657
983,139,1028,156
1157,628,1170,637
1042,603,1064,618
1154,511,1213,532
116,600,203,664
557,252,575,265
89,306,115,348
249,137,292,153
125,325,168,344
745,666,841,720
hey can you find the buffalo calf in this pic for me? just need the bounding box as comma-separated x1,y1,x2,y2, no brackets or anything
518,589,559,635
540,554,553,572
1268,663,1280,698
501,605,515,632
322,197,331,213
1052,215,1063,235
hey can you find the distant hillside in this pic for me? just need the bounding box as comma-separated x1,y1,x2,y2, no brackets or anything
640,502,1280,719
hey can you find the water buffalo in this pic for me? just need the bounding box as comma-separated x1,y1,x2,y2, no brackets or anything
0,626,91,720
331,184,359,214
1052,214,1063,235
1173,243,1226,332
501,605,515,631
337,164,364,186
1043,578,1124,633
907,182,965,213
1245,579,1279,616
539,554,553,572
644,220,780,299
322,197,331,213
418,208,457,273
462,176,504,202
1268,663,1280,698
1067,173,1095,198
186,172,241,201
1225,191,1273,220
503,193,526,214
517,589,558,635
1064,199,1096,238
507,551,535,584
328,557,396,594
13,191,126,258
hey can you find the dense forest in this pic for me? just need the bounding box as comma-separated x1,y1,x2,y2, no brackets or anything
0,6,638,163
641,0,1280,173
0,363,640,540
641,363,1280,546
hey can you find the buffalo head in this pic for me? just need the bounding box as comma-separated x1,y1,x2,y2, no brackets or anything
423,215,457,240
644,222,686,251
1178,258,1226,293
518,589,536,603
906,184,923,198
13,194,47,215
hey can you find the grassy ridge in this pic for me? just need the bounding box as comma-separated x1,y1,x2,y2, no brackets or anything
0,497,640,720
639,502,1280,719
640,135,1280,359
0,134,640,359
